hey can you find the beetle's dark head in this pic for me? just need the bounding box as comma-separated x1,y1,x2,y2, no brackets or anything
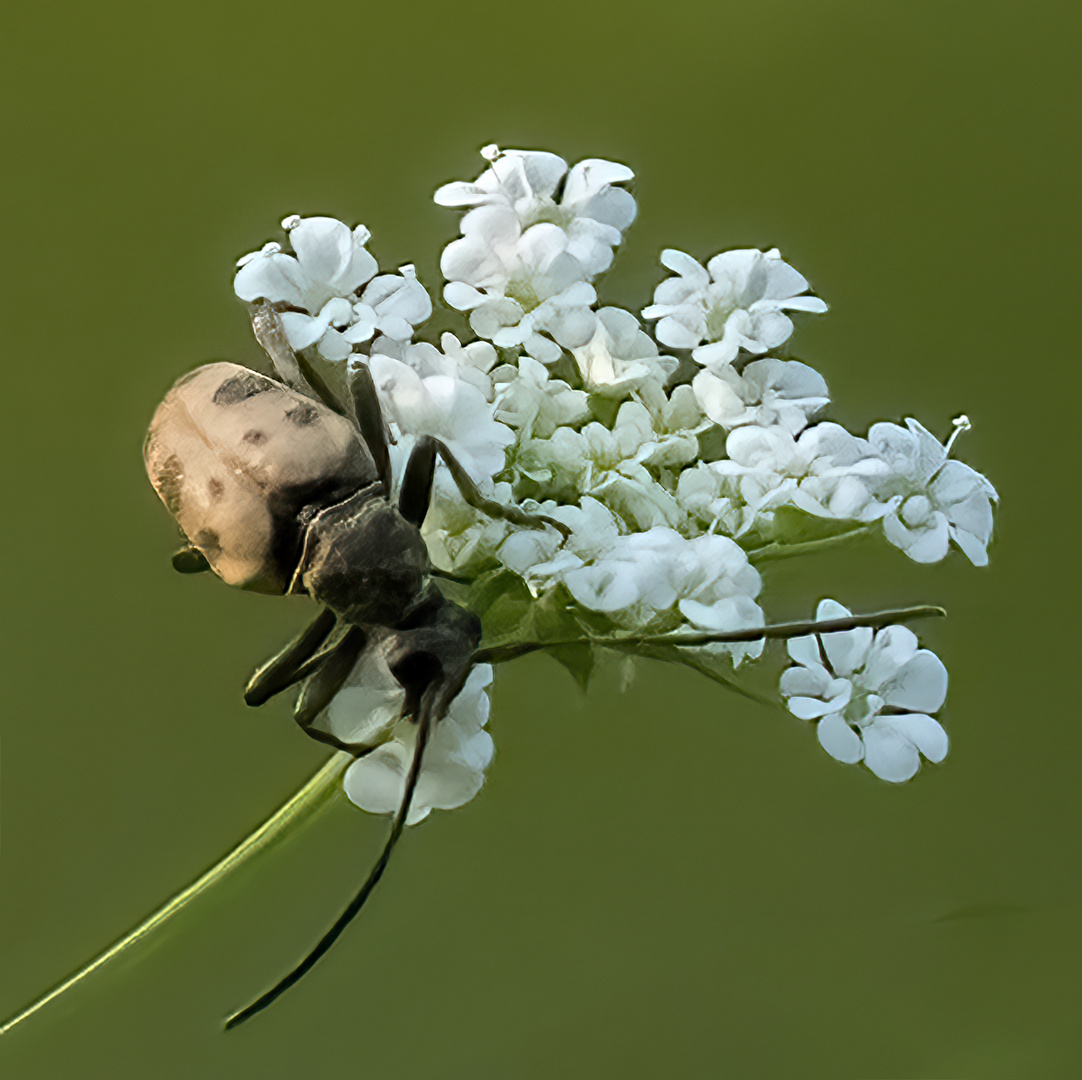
298,495,432,628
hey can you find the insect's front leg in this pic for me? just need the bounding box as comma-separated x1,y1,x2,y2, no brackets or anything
399,435,570,537
244,608,339,706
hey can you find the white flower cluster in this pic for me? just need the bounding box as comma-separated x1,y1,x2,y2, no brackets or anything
232,144,998,814
780,600,949,782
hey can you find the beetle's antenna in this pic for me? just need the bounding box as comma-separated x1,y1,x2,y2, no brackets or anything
224,686,438,1031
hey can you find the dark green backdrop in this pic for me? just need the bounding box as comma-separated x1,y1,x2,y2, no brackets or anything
2,3,1079,1077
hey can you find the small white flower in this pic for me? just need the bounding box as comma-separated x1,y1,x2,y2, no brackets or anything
562,528,762,646
341,265,432,346
780,600,949,782
643,248,827,370
867,418,998,566
571,307,679,397
436,147,635,278
675,463,743,537
712,423,888,535
234,216,379,361
692,358,829,435
339,662,496,824
493,355,590,439
366,354,515,483
421,473,517,574
371,333,498,400
438,148,636,361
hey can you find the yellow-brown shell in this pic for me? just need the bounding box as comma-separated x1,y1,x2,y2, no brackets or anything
144,362,377,594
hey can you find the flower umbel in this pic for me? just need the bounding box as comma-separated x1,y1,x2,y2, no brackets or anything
221,145,995,815
5,141,999,1041
3,141,1000,1041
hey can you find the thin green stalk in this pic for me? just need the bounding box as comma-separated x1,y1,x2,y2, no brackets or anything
474,604,946,665
746,525,875,562
0,752,351,1037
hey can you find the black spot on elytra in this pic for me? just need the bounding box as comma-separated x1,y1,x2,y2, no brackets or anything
207,478,225,500
286,401,320,426
194,528,222,555
155,454,185,516
213,372,275,406
243,429,268,445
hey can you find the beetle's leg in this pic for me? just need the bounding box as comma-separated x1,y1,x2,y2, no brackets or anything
171,545,210,574
244,608,339,707
250,301,348,417
249,301,311,393
399,435,570,537
225,681,439,1031
347,361,392,491
294,625,369,738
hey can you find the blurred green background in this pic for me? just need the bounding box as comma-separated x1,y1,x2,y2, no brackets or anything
2,2,1079,1077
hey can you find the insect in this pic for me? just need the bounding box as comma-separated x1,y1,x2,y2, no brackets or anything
144,303,565,1027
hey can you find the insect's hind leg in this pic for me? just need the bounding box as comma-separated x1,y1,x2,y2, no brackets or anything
293,625,369,743
224,680,439,1030
398,435,570,537
244,608,339,706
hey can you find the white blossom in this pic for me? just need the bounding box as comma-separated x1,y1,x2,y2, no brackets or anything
493,355,590,438
675,462,743,537
866,418,998,566
438,147,636,361
643,248,827,370
436,147,636,277
341,265,432,346
338,660,495,824
371,332,498,400
780,600,949,782
562,527,761,634
219,145,1001,823
571,307,679,397
366,354,514,483
421,474,516,574
692,358,829,434
234,216,379,361
712,422,888,535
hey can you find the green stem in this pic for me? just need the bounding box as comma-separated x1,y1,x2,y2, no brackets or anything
746,525,876,562
475,604,945,665
0,752,352,1037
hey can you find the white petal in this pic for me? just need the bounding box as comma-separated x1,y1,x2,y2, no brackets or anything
279,310,324,351
861,722,921,782
655,315,703,350
660,249,710,287
317,328,353,361
816,713,864,764
786,633,823,668
882,650,948,713
882,511,951,563
780,665,832,698
862,625,919,689
779,295,828,313
886,713,949,764
951,526,990,567
787,696,838,720
444,281,485,311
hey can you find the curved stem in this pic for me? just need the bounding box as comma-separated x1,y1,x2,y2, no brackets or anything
746,525,875,562
0,752,352,1038
474,604,946,666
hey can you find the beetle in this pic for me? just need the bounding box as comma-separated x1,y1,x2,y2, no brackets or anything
144,302,565,1026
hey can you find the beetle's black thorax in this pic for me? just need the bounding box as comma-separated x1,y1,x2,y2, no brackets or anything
297,487,432,628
